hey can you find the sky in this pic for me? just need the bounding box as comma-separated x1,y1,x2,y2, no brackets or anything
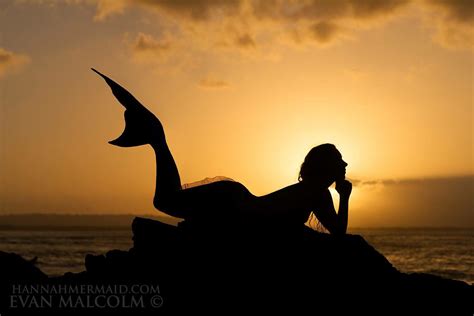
0,0,473,227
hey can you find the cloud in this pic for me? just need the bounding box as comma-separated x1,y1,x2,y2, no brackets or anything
350,0,412,18
309,21,341,44
90,0,411,48
351,175,474,227
234,33,256,49
16,0,474,51
133,32,172,52
252,0,410,20
0,47,31,79
249,0,411,46
93,0,128,21
198,78,230,89
421,0,474,50
134,0,242,21
426,0,474,24
89,0,242,21
128,32,174,63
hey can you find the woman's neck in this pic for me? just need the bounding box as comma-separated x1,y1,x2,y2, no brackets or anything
299,179,331,191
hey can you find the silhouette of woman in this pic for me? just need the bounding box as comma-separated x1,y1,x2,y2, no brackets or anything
93,69,352,234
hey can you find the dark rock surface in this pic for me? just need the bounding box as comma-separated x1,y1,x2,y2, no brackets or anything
1,217,472,315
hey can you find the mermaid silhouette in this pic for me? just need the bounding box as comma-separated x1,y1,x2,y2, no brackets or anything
92,68,352,234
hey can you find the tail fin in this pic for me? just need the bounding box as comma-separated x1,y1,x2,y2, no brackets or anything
92,68,160,147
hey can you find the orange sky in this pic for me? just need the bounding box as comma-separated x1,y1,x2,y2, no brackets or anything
0,0,473,226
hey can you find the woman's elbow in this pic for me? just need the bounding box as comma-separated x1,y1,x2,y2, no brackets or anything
329,229,345,236
328,223,347,236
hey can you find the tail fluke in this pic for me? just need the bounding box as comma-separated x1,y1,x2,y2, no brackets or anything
91,68,143,111
92,68,163,147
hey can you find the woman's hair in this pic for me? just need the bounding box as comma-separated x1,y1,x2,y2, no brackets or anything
300,144,338,233
298,143,338,182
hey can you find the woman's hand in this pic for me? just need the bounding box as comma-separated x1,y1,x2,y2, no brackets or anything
335,180,352,199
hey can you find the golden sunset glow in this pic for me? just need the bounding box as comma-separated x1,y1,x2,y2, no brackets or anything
0,0,472,227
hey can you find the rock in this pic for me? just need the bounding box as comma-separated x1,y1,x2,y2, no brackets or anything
0,251,47,282
0,217,472,315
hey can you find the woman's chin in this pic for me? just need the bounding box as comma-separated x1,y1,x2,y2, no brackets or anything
335,175,345,183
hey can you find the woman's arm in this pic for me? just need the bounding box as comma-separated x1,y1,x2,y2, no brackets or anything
334,180,352,234
314,180,352,235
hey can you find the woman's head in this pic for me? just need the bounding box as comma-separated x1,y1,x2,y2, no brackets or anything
298,144,347,186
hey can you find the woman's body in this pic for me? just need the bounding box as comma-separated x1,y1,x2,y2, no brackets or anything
93,69,352,235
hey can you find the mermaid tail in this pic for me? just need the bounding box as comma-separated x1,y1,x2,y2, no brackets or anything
92,68,164,147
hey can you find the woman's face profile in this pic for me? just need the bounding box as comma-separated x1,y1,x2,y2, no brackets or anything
321,148,347,183
332,150,348,181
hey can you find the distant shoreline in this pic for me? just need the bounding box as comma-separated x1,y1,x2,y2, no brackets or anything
0,213,182,228
0,225,133,231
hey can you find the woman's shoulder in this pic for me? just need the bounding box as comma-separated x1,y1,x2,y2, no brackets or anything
297,182,331,204
298,182,329,194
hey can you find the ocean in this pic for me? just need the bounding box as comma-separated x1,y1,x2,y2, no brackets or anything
0,228,472,284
